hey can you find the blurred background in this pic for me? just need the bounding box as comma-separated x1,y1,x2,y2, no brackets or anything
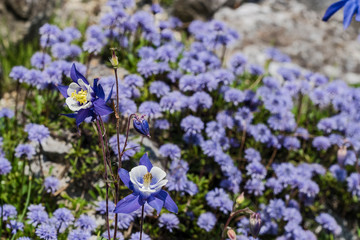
1,0,359,96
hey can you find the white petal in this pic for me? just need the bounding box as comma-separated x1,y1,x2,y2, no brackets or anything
67,83,80,97
81,101,92,109
86,86,92,101
151,179,168,191
66,97,81,111
129,165,148,186
150,167,166,185
77,79,88,90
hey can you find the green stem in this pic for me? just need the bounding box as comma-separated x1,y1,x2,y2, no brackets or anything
10,176,32,240
19,176,32,222
0,175,3,237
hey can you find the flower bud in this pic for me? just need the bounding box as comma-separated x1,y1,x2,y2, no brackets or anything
337,146,347,166
249,213,261,238
227,227,237,240
109,48,119,68
133,114,150,137
236,192,245,205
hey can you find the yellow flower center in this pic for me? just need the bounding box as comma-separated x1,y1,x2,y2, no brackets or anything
143,172,153,188
71,89,88,105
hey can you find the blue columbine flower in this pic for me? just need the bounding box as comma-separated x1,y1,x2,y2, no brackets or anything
133,114,151,137
322,0,360,29
57,63,113,126
114,153,178,214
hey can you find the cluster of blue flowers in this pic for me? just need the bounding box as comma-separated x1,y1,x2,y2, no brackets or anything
2,0,360,239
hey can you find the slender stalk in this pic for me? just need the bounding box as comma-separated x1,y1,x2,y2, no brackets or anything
114,68,122,169
18,176,32,222
220,208,253,240
85,53,93,78
220,44,227,66
95,119,111,240
296,94,304,125
14,80,20,123
99,115,118,239
38,141,45,177
248,75,263,90
140,204,145,240
239,123,247,161
266,148,278,169
120,114,135,160
98,116,115,181
0,175,3,237
21,88,31,125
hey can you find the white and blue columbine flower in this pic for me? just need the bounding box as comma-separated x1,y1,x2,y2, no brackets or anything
57,63,113,126
114,153,178,214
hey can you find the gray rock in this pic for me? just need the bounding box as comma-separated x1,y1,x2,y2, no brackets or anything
172,0,242,22
214,0,360,84
0,0,58,43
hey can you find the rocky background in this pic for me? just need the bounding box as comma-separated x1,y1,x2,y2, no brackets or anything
1,0,359,84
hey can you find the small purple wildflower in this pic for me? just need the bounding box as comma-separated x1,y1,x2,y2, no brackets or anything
44,176,60,194
25,123,50,143
158,213,179,232
197,212,216,232
0,157,12,175
75,214,97,232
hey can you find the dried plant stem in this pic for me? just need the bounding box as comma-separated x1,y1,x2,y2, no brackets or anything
114,68,122,170
220,208,252,240
221,44,227,66
249,75,263,90
21,88,31,125
239,123,247,160
14,80,20,123
266,148,278,169
96,119,111,240
296,94,304,125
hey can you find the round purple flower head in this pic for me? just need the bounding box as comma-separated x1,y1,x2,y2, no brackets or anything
52,207,74,233
25,123,50,143
133,114,150,137
316,213,341,235
312,136,331,151
206,188,233,214
0,204,17,220
159,144,181,160
44,176,60,194
114,213,134,229
158,213,179,232
139,101,162,119
9,66,28,82
114,153,178,214
0,157,12,175
75,214,97,232
102,229,124,240
15,144,36,159
181,115,204,135
68,229,91,240
197,212,216,232
0,108,14,118
31,52,51,69
130,232,151,240
96,200,115,217
229,53,247,75
6,220,24,234
347,173,360,197
35,223,57,240
27,204,49,227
